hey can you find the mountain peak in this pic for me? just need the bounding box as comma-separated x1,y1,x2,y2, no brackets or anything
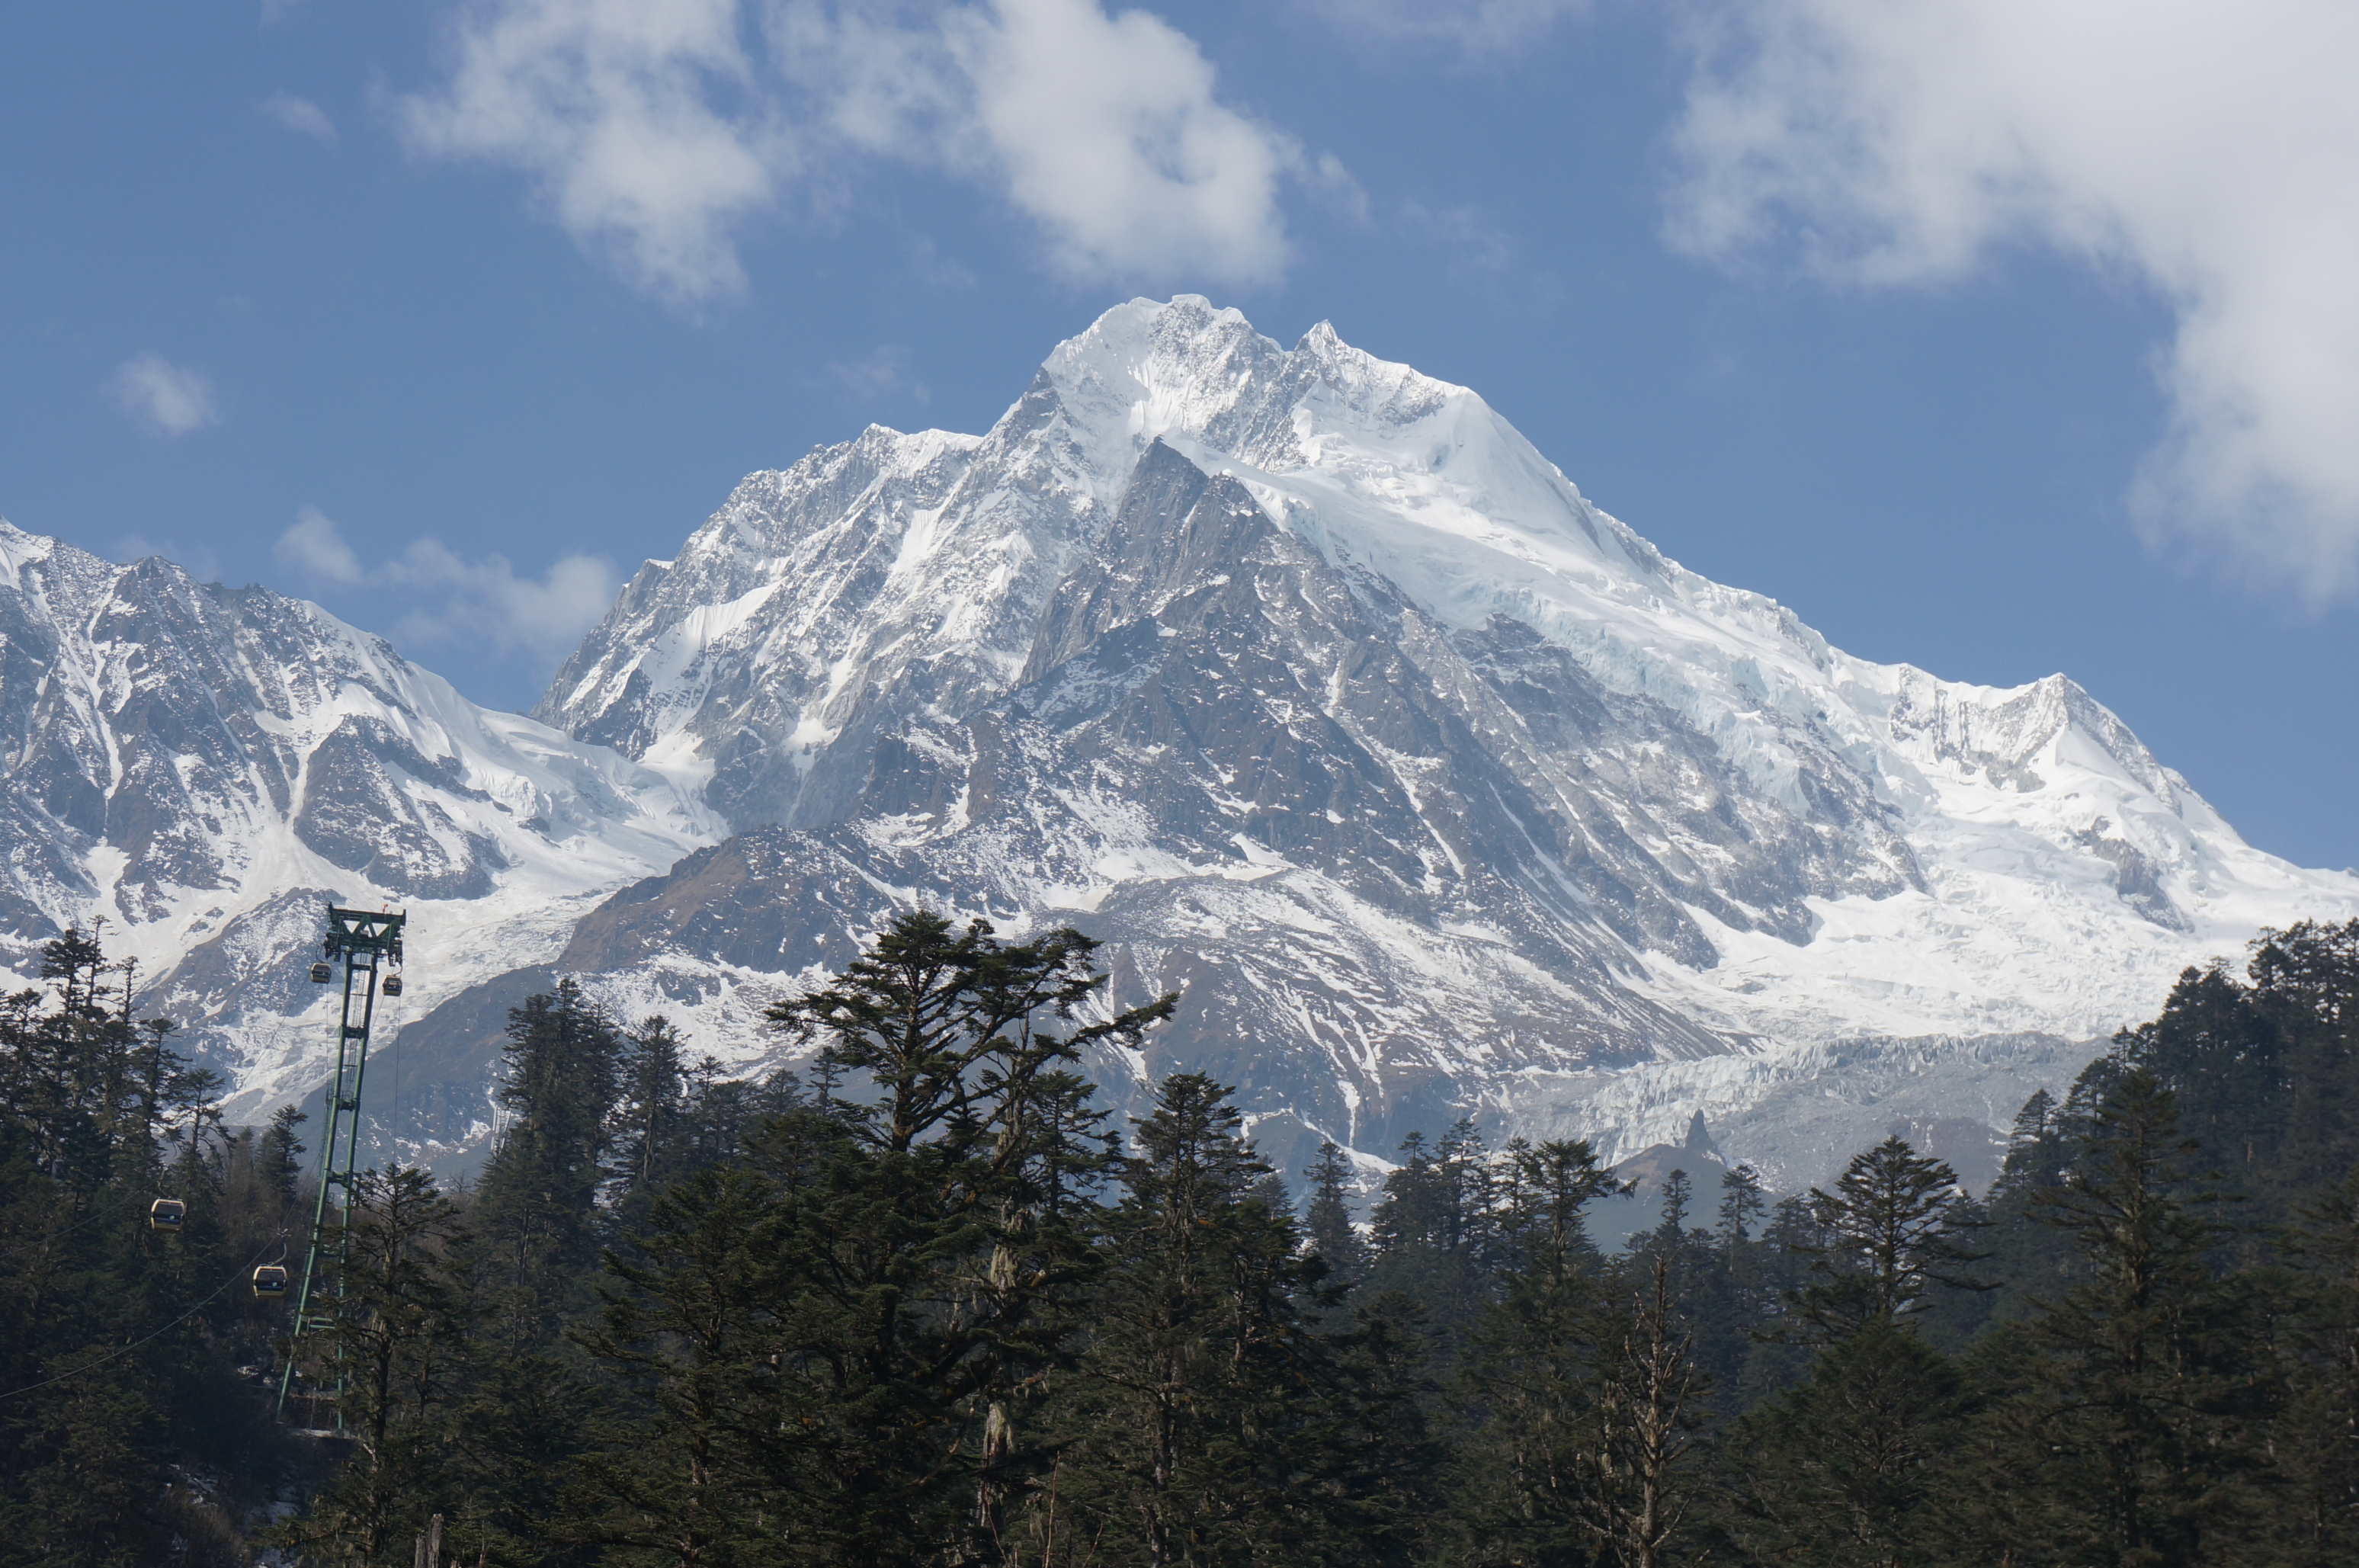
502,297,2359,1182
0,517,62,586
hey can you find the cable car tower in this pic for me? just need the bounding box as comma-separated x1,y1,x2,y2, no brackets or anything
275,903,406,1425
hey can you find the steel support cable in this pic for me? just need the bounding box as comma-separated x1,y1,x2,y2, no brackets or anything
0,1186,150,1263
0,1235,283,1401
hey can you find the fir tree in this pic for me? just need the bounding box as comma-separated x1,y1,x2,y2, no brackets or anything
1303,1138,1370,1283
612,1012,687,1201
1790,1136,1989,1341
1718,1315,1967,1566
1575,1249,1710,1568
1984,1066,2273,1565
278,1166,470,1562
1449,1138,1620,1566
1047,1074,1409,1566
472,978,623,1352
2271,1162,2359,1563
261,1102,308,1202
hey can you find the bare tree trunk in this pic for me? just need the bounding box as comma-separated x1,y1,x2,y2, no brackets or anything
1583,1249,1707,1568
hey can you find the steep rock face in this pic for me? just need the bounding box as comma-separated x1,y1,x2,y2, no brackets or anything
0,523,720,1121
514,297,2359,1182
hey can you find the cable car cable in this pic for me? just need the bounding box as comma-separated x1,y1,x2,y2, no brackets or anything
0,1236,283,1402
0,1188,153,1264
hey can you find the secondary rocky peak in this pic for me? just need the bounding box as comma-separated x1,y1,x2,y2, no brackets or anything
0,527,716,1123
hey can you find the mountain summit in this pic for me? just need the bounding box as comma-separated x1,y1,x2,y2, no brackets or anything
518,297,2358,1180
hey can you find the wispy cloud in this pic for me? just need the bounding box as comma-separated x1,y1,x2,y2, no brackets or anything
261,93,337,143
278,505,364,584
822,345,930,406
1400,200,1523,284
276,507,616,663
398,0,1307,303
401,0,778,306
1665,0,2359,596
112,534,223,583
108,354,220,438
1293,0,1592,56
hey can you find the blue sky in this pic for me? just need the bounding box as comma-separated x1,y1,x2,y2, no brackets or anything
5,2,2358,871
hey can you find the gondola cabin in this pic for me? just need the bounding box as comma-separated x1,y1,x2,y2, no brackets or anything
309,961,332,983
149,1198,185,1231
252,1265,289,1299
380,973,402,997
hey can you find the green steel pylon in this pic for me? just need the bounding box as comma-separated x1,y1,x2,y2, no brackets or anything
276,903,406,1425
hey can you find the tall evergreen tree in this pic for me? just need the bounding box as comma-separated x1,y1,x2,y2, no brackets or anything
277,1167,470,1563
1573,1249,1710,1568
575,911,1170,1567
1449,1138,1620,1566
473,978,623,1352
261,1102,309,1202
1790,1137,1988,1341
1717,1315,1967,1567
611,1012,687,1203
1979,1066,2272,1565
2271,1162,2359,1564
1047,1074,1430,1567
1303,1139,1369,1284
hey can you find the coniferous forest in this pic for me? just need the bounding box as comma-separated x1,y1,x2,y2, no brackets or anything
8,914,2359,1566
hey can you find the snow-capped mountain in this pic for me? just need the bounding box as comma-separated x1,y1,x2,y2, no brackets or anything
12,296,2349,1189
0,523,720,1124
508,297,2359,1185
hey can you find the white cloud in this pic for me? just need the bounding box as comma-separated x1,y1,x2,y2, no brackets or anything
402,0,780,304
1665,0,2359,595
822,344,930,404
108,354,220,438
941,0,1295,284
275,508,617,662
276,506,364,583
400,0,1301,300
262,93,338,143
386,539,620,660
1294,0,1590,56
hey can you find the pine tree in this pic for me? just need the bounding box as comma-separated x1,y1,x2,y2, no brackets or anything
1303,1139,1369,1283
1448,1137,1620,1566
1045,1074,1412,1566
1790,1136,1989,1341
1979,1066,2273,1565
472,978,623,1352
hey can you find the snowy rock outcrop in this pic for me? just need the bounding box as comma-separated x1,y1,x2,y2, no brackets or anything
0,523,720,1123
